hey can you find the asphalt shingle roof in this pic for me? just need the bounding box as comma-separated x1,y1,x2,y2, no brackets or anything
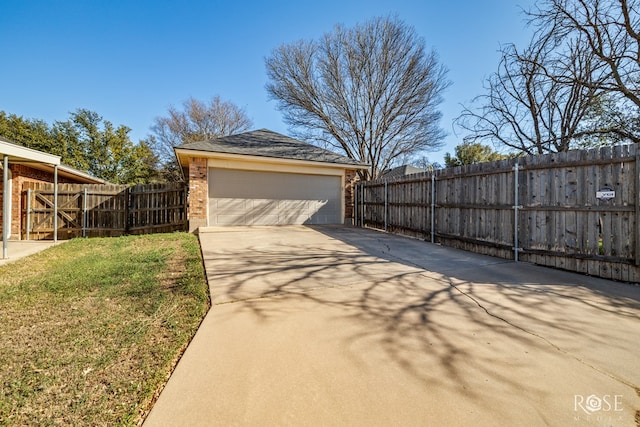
176,129,367,167
380,165,427,179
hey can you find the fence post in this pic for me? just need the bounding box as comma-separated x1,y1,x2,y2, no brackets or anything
354,183,358,227
26,188,32,241
361,183,365,227
53,166,58,242
636,147,640,266
431,172,436,244
2,155,7,258
125,187,131,234
384,180,388,232
513,163,521,262
82,187,88,238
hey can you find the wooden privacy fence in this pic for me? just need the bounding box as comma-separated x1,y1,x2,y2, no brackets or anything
22,182,187,240
355,144,640,282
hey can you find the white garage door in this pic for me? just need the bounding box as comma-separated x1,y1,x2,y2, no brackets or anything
208,169,342,225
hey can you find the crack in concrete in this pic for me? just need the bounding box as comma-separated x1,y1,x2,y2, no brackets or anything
449,281,640,393
369,242,639,393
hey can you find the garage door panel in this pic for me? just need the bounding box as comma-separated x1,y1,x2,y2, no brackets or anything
280,214,311,224
249,214,280,226
215,198,249,214
208,169,341,226
250,199,280,209
216,214,246,226
278,200,309,210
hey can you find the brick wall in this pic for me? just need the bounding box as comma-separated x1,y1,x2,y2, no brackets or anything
188,157,208,232
344,169,359,224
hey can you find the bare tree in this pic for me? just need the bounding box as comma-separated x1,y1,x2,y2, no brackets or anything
457,1,640,154
265,16,450,180
530,0,640,108
456,28,610,154
152,96,253,163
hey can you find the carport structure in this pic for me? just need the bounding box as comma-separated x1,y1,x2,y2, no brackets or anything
0,136,105,259
1,138,61,259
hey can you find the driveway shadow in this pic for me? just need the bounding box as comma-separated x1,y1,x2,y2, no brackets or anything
314,226,640,385
197,225,640,423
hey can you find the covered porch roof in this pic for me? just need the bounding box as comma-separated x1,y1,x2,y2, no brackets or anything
0,136,61,166
1,137,68,259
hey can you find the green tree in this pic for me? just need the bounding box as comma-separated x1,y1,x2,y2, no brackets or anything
121,139,160,184
574,94,640,148
0,111,54,152
58,109,158,184
50,119,89,170
444,142,507,167
0,109,159,184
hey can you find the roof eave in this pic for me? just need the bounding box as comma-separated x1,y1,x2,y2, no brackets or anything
174,147,369,170
6,160,106,184
58,164,106,184
0,139,61,165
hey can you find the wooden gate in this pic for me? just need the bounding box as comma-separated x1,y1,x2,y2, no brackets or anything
22,182,187,240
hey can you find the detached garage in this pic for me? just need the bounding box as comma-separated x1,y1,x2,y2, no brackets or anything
174,129,368,230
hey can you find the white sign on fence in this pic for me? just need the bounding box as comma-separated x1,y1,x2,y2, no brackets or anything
596,188,616,201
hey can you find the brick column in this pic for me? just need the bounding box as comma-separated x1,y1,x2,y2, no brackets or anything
344,169,358,224
188,157,208,232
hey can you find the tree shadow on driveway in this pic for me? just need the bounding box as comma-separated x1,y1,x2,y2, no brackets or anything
315,226,640,386
197,225,640,424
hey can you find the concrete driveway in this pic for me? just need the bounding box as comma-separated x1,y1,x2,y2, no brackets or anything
0,240,63,266
144,226,640,426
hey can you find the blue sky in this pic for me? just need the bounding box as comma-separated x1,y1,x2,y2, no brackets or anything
0,0,535,164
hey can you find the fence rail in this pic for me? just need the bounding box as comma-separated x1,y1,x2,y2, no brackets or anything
355,144,640,283
22,182,187,240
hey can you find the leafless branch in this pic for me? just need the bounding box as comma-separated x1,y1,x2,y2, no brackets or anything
265,16,450,179
151,95,253,162
457,0,640,154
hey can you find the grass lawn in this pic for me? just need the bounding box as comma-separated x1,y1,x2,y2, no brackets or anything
0,233,210,426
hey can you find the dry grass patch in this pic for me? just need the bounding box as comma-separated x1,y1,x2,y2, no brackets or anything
0,233,210,426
